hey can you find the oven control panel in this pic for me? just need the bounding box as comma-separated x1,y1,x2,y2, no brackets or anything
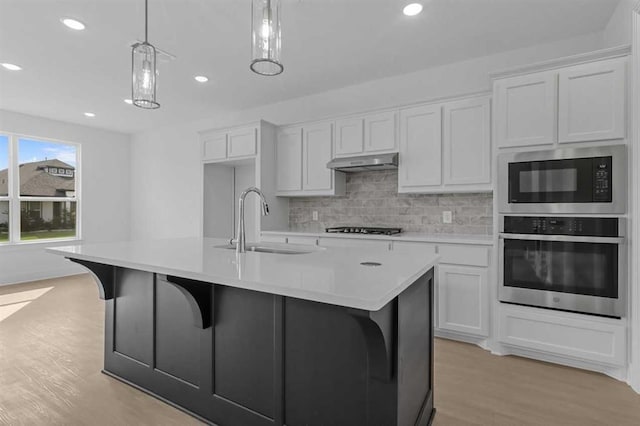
503,216,619,237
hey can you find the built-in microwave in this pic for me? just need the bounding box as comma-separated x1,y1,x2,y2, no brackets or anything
498,145,626,214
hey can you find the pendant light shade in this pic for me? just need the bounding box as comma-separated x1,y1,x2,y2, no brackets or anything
132,0,160,109
250,0,283,76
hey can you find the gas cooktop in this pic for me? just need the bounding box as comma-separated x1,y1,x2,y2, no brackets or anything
325,226,403,236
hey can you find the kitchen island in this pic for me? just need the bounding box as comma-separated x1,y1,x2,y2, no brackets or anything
48,238,437,426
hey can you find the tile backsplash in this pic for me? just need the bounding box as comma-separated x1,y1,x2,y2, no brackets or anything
288,170,492,235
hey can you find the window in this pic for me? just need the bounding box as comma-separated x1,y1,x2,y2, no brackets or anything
0,133,80,244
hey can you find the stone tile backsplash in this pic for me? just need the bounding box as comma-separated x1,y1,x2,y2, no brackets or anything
288,170,493,235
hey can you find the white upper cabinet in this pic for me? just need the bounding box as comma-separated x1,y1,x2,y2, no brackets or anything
276,123,345,196
333,110,398,157
228,128,257,158
334,118,364,156
201,125,257,162
494,55,628,149
276,127,303,192
398,104,442,191
495,71,557,148
303,123,334,191
364,111,397,153
558,57,626,143
202,132,228,161
398,95,492,194
443,97,491,185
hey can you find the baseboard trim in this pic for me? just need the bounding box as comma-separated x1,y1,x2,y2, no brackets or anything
0,270,85,287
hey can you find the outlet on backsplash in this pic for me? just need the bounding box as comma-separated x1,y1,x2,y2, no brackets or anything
312,211,319,221
442,211,453,224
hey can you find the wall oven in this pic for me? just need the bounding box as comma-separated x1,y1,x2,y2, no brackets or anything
498,145,626,214
499,215,626,317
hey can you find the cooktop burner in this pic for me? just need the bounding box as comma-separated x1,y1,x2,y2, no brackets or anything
325,226,403,236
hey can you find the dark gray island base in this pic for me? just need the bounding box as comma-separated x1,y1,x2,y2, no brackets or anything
72,259,435,426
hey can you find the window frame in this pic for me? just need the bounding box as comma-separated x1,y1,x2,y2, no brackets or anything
0,132,82,245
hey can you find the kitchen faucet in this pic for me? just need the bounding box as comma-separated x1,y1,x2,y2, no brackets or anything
235,187,269,254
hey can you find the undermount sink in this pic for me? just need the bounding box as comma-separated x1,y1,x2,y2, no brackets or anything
214,243,316,255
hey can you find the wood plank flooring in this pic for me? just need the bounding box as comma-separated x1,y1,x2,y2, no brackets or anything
1,274,640,425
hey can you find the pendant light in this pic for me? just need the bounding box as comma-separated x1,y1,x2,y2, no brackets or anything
132,0,160,109
250,0,283,76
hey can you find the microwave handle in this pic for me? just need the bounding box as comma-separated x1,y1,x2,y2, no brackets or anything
499,233,624,244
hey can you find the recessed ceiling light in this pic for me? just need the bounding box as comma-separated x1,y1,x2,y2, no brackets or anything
61,18,86,31
124,99,133,105
194,75,209,83
84,112,96,118
1,63,22,71
403,3,423,16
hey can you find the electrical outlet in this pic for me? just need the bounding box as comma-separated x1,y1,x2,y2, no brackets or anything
442,211,453,224
312,211,319,221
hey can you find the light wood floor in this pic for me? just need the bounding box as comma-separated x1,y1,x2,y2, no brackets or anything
1,275,640,426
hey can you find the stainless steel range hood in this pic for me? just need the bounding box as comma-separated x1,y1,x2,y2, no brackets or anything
326,153,398,172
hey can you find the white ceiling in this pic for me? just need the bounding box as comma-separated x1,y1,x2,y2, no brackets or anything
0,0,621,134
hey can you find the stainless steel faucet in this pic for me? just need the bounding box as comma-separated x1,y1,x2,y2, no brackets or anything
235,187,269,254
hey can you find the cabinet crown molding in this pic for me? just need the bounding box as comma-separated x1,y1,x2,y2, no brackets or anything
198,119,274,137
490,45,631,80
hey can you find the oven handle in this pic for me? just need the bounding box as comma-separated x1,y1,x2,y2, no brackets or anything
499,233,624,244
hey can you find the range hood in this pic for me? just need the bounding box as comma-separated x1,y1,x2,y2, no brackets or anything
326,153,398,172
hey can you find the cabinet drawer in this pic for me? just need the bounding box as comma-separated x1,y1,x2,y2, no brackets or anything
318,237,390,251
499,305,626,366
203,133,228,160
287,236,318,246
392,241,437,255
261,235,287,244
228,128,257,158
438,245,489,267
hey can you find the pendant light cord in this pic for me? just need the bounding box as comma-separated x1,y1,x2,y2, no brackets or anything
144,0,148,42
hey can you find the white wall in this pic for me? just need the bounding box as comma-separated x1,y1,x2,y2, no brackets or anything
130,32,607,240
604,0,639,46
0,110,131,285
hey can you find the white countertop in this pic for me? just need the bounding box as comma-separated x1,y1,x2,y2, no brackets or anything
47,238,438,311
262,230,494,246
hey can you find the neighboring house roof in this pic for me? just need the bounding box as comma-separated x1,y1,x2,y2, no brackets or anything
0,159,75,197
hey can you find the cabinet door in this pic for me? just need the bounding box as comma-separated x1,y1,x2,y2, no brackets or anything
437,265,489,336
495,71,557,148
335,118,364,156
203,133,228,161
443,97,491,185
364,111,397,153
276,127,303,192
228,127,257,158
558,58,626,143
398,104,442,190
303,123,333,191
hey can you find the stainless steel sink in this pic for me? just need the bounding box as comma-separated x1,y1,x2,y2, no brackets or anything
214,244,314,255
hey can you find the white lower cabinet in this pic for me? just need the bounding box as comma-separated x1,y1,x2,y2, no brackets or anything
498,304,626,367
435,244,491,338
437,265,489,337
